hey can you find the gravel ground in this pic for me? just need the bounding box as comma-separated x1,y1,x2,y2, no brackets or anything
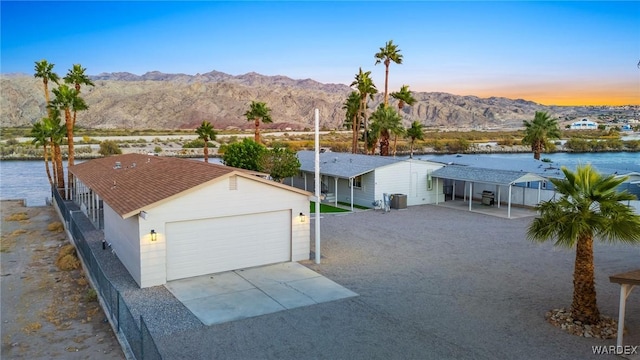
145,205,638,360
57,201,639,359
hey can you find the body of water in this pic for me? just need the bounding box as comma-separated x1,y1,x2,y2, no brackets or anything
1,152,638,207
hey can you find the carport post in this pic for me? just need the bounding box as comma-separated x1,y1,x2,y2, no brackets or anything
507,184,512,218
314,109,321,264
468,182,473,211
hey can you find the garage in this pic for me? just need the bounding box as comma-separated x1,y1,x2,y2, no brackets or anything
166,210,292,281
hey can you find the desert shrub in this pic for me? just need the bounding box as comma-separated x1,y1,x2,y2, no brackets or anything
56,244,80,271
395,142,410,153
625,140,640,150
75,146,93,154
446,139,470,153
47,222,64,232
564,138,590,152
86,288,97,302
154,146,162,154
6,212,28,221
329,142,350,152
605,139,624,150
182,139,215,148
99,140,122,156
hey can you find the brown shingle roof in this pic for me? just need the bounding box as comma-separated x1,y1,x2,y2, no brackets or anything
70,154,244,218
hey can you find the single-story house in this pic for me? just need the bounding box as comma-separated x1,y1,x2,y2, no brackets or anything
284,151,445,210
569,118,598,130
69,154,311,288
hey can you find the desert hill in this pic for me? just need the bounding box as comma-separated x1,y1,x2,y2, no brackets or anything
1,70,585,131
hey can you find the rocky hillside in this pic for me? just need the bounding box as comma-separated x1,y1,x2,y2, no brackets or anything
1,71,581,131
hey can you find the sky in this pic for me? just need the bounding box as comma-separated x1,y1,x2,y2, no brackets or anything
1,1,639,106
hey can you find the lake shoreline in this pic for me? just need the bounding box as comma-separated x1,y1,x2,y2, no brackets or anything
2,147,640,161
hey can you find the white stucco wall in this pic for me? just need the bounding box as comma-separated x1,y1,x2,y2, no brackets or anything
133,175,310,288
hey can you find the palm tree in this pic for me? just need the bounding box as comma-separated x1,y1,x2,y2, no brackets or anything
342,91,362,153
244,101,272,143
374,40,403,107
49,84,88,197
390,85,416,155
195,120,217,163
350,68,377,153
30,120,54,186
391,84,416,113
34,59,60,116
64,64,94,93
40,110,66,193
527,165,640,325
522,111,561,160
405,121,424,158
369,105,403,156
64,64,95,129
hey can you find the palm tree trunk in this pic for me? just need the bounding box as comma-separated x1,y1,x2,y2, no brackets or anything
203,140,209,163
410,140,414,159
352,113,359,154
392,103,404,156
533,141,543,160
53,144,65,195
392,135,398,156
362,99,369,154
380,132,390,156
65,109,75,199
384,64,390,106
43,144,53,186
254,118,260,143
43,80,51,117
571,234,600,324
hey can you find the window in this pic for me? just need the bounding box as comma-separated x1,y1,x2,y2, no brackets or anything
352,175,362,189
427,172,433,191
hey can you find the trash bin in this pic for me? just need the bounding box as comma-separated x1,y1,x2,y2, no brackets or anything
390,194,407,209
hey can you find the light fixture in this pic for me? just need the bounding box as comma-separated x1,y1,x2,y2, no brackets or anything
299,212,306,223
150,229,157,241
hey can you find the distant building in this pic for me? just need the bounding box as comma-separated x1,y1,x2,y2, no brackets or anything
569,118,598,130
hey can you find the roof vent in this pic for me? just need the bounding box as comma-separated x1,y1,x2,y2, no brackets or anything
114,161,121,169
131,162,136,168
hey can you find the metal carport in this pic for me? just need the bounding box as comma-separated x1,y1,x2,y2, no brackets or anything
432,165,548,218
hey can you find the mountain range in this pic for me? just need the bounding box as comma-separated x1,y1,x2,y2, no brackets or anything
0,70,595,131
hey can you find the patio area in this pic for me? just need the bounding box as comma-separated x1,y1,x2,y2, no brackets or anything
435,199,538,219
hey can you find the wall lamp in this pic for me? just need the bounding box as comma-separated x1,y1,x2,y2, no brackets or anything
299,212,306,223
150,229,157,241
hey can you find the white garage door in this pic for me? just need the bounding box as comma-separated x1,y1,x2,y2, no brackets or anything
166,210,291,281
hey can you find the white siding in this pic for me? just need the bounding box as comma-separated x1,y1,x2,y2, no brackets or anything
373,160,444,206
104,204,142,286
135,175,309,287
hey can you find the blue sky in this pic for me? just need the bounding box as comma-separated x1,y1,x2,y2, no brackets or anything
1,1,639,105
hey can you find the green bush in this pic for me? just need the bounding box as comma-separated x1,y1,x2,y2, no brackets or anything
98,140,122,156
182,139,215,148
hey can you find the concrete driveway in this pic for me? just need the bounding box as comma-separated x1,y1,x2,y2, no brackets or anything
165,262,357,325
